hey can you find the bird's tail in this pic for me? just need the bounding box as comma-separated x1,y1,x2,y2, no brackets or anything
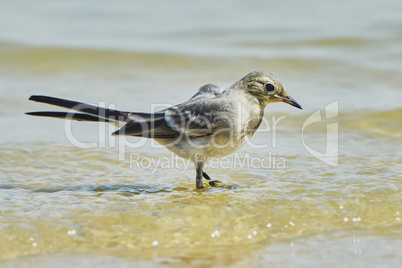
26,95,130,123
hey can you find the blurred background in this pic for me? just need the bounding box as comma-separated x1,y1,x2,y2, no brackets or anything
0,0,401,267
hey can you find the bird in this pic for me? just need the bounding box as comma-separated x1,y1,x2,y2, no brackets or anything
26,71,302,189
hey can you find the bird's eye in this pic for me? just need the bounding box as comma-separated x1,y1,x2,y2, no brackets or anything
264,83,275,92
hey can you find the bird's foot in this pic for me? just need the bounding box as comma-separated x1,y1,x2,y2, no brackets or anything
202,172,211,181
201,171,225,188
204,180,226,188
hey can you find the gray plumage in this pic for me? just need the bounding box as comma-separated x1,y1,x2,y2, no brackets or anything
27,71,302,189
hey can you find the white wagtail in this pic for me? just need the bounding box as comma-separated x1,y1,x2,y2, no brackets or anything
27,71,302,189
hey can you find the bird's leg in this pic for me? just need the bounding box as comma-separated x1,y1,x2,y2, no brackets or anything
202,171,211,180
196,163,225,188
195,162,205,189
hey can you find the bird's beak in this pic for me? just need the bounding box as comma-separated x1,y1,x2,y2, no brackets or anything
275,95,303,109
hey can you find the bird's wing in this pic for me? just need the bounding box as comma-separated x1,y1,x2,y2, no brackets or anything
163,98,232,137
112,112,179,138
189,83,221,101
113,84,233,138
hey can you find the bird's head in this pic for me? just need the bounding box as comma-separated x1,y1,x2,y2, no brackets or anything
238,71,302,109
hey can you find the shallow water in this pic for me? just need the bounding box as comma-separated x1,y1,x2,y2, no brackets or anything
1,0,402,267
